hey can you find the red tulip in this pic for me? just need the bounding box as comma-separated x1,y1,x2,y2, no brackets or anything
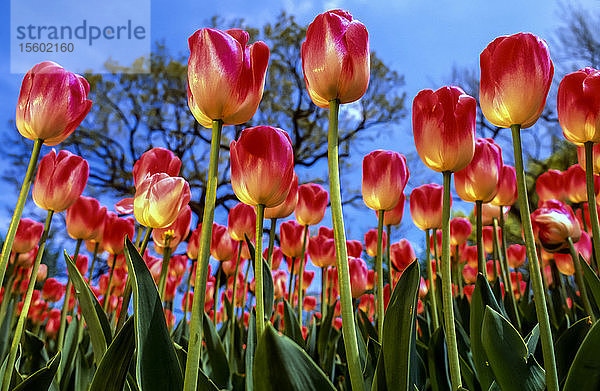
187,28,269,127
41,278,64,302
280,220,308,259
476,203,509,226
153,205,192,251
187,225,201,260
362,150,409,211
366,270,375,290
66,196,107,241
346,240,363,258
272,269,288,299
463,284,475,302
450,217,472,246
455,138,503,203
462,264,477,284
531,199,581,253
75,254,89,276
413,86,476,172
308,233,336,268
510,272,527,299
482,226,500,254
222,256,245,277
558,67,600,144
266,246,284,270
491,165,518,206
376,193,405,226
410,184,445,231
555,231,592,275
577,144,600,174
301,10,369,108
45,308,62,338
295,183,329,226
12,218,43,254
210,223,237,262
348,257,369,298
303,296,317,312
536,169,566,203
486,261,501,281
16,61,92,146
230,126,295,207
463,245,478,269
506,244,526,269
133,147,182,188
32,149,88,212
479,33,554,129
264,172,298,220
36,264,47,282
228,203,257,242
102,212,135,255
364,228,388,257
390,239,416,272
133,173,191,229
564,164,600,204
358,294,375,320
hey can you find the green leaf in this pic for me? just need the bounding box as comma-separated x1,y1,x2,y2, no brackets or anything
563,317,600,390
124,237,183,391
20,331,47,375
524,324,540,358
427,327,451,391
282,300,304,347
64,251,111,363
246,311,257,391
89,316,135,391
317,301,336,365
202,312,231,389
245,235,274,320
58,315,80,389
581,258,600,318
382,259,420,391
13,351,60,391
555,317,592,383
253,324,335,391
481,306,545,391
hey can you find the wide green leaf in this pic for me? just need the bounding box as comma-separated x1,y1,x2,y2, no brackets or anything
202,312,231,389
13,351,60,391
555,317,592,384
124,237,183,391
481,306,545,391
382,259,420,391
581,258,600,318
89,316,135,391
563,317,600,390
427,327,450,391
282,300,304,347
253,324,335,391
64,251,111,364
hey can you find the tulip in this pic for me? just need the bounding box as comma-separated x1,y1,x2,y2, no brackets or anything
348,257,368,298
228,203,257,242
45,308,62,338
280,221,308,259
536,169,566,203
210,223,237,262
187,225,201,260
577,144,600,174
102,212,136,255
230,126,295,207
346,240,363,258
66,196,107,241
479,33,554,129
390,239,416,273
308,234,336,268
462,264,477,284
555,231,592,275
267,246,284,270
491,165,518,207
295,183,329,226
450,217,472,246
41,278,65,302
413,86,476,173
477,203,509,226
455,138,503,203
153,205,192,253
531,200,581,253
410,184,445,231
133,147,182,188
12,218,43,254
506,244,526,269
272,270,288,299
187,28,269,127
133,173,191,229
364,228,388,257
301,10,370,108
376,193,405,226
303,296,317,312
16,61,92,146
36,264,47,282
564,164,599,204
32,149,88,212
362,150,409,211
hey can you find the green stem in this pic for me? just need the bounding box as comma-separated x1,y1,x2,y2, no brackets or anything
328,99,364,391
267,218,277,268
511,124,559,391
567,237,595,321
158,245,173,301
238,259,251,320
433,228,439,267
376,210,385,338
103,255,116,313
229,245,242,360
455,245,464,298
255,204,266,338
425,229,440,330
134,226,144,248
585,141,600,273
499,210,521,329
213,267,220,325
288,258,296,303
183,261,194,322
321,266,327,319
386,224,392,287
297,225,309,326
87,242,100,282
0,139,43,288
476,200,486,277
57,239,82,351
183,119,223,391
2,209,53,391
441,171,462,390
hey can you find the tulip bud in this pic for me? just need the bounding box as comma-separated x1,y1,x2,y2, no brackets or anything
210,223,237,262
455,138,503,203
463,245,478,269
264,172,299,220
16,61,92,146
230,126,295,207
536,169,566,203
133,147,182,188
66,196,107,241
479,33,554,129
346,240,363,258
462,264,477,284
410,184,445,231
476,203,509,226
308,234,336,268
491,165,518,206
228,203,257,242
266,246,284,270
295,183,329,226
364,228,388,257
413,86,476,173
450,217,472,246
187,225,201,260
564,164,600,204
531,199,581,253
301,10,370,108
348,257,369,298
187,28,269,127
555,231,592,275
134,173,190,229
482,226,500,254
280,220,308,259
32,149,88,212
36,264,47,282
12,218,43,254
557,67,600,145
362,150,409,211
376,193,405,226
153,205,192,252
102,212,135,255
506,244,526,269
41,278,65,302
390,239,416,272
577,144,600,174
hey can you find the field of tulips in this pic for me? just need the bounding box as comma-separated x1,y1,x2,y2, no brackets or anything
2,7,600,391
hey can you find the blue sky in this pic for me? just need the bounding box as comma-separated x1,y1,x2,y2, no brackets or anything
0,0,598,262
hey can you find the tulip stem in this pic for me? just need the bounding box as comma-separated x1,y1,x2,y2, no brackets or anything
495,217,521,329
229,245,242,361
328,99,364,391
441,171,462,390
425,229,440,330
103,256,116,313
88,242,100,282
267,218,277,268
511,124,559,391
255,204,266,338
386,224,392,286
321,266,327,319
158,245,172,301
376,210,385,338
183,119,223,391
183,261,194,322
567,237,595,321
288,258,296,304
475,200,486,277
0,138,43,288
57,239,82,351
2,209,53,391
584,141,600,274
297,225,309,326
213,268,220,325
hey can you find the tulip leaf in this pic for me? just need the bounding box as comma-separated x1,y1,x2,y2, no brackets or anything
245,235,274,321
382,259,420,391
58,315,80,389
13,351,60,391
555,317,592,383
246,311,257,391
581,258,600,317
563,317,600,391
124,237,183,391
427,327,451,391
20,330,47,375
253,324,335,391
283,299,304,347
89,316,135,391
64,251,111,364
202,312,231,389
481,306,545,391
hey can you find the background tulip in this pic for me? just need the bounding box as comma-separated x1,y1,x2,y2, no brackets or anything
12,218,43,254
364,228,388,257
348,257,368,298
66,196,107,241
506,244,526,269
376,193,405,226
362,150,409,211
102,212,135,255
531,200,581,252
133,147,182,188
450,217,472,246
32,149,88,212
133,173,191,229
536,169,566,202
390,239,416,272
479,32,554,129
564,164,598,204
210,223,237,262
295,183,329,226
410,184,445,231
557,67,600,144
280,221,308,259
264,172,298,219
308,234,336,268
577,144,600,174
301,9,370,108
491,165,518,206
228,203,257,242
455,138,503,203
346,240,363,258
153,205,192,251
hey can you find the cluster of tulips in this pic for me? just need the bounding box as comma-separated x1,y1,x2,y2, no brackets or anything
2,7,600,391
